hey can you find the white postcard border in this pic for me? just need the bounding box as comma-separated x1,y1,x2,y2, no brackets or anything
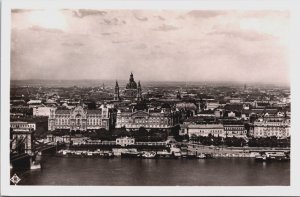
1,0,300,196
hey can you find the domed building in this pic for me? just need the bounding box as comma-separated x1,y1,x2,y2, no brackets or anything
114,73,142,101
126,72,138,89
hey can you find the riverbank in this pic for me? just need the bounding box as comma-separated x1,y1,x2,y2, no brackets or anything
56,147,290,160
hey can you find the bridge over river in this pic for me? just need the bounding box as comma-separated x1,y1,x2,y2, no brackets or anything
10,129,62,170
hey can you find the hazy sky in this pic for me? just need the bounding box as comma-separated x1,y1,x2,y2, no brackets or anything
11,9,290,84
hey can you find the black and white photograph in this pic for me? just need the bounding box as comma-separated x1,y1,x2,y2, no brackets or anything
1,0,300,196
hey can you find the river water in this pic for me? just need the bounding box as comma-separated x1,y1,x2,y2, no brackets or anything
13,156,290,186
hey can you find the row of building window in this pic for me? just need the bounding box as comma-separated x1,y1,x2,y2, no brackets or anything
120,117,168,120
255,123,289,126
54,114,103,118
224,127,244,131
119,119,170,124
11,124,35,128
190,130,224,134
55,119,101,125
116,139,134,143
226,131,247,134
119,124,169,128
255,127,288,131
255,132,288,136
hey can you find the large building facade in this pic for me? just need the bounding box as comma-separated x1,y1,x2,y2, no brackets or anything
223,120,247,138
180,123,225,137
11,121,36,131
115,109,174,130
48,106,110,131
33,106,55,117
253,116,290,139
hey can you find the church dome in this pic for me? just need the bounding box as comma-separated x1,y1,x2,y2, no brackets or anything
126,73,138,89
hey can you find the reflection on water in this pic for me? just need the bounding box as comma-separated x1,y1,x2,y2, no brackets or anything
12,156,290,186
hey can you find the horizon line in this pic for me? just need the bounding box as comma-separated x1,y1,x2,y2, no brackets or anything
10,78,290,86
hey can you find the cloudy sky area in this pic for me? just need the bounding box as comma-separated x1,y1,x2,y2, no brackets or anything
11,9,290,84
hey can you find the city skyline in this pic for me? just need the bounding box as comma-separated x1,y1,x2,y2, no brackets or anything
11,9,290,84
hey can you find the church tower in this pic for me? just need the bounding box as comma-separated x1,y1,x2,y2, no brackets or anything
114,81,120,101
137,81,142,101
176,90,181,100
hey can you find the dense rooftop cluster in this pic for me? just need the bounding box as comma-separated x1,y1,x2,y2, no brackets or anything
10,75,290,146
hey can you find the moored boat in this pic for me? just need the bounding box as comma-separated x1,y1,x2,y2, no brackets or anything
103,151,114,158
156,150,172,159
121,150,141,158
142,151,157,159
173,151,181,158
197,153,206,159
255,154,268,162
197,153,215,159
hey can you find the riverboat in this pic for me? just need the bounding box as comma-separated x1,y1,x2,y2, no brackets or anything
186,153,197,159
267,152,290,161
197,153,215,159
102,151,114,158
142,151,157,159
181,153,188,158
156,150,173,159
173,151,181,158
57,149,114,158
197,153,206,159
255,152,290,162
255,154,268,162
121,150,141,158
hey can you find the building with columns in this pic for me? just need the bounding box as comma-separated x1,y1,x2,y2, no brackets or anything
48,105,111,131
115,106,175,130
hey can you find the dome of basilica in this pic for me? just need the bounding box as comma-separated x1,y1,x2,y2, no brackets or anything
126,72,138,89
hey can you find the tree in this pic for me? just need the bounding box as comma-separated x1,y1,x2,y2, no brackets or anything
190,134,197,142
170,125,180,136
70,130,75,136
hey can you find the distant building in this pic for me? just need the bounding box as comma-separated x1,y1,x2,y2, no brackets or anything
115,106,174,130
206,101,220,111
48,105,110,131
11,121,36,131
176,102,197,115
224,104,243,112
228,111,236,118
254,101,271,108
214,109,223,118
253,116,290,139
27,100,42,105
33,106,55,117
116,136,135,147
229,98,242,103
242,103,250,110
181,123,225,137
114,81,120,101
44,99,57,106
27,100,42,108
223,121,247,138
121,73,142,101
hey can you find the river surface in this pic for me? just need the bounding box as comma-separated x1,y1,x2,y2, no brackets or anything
13,156,290,186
